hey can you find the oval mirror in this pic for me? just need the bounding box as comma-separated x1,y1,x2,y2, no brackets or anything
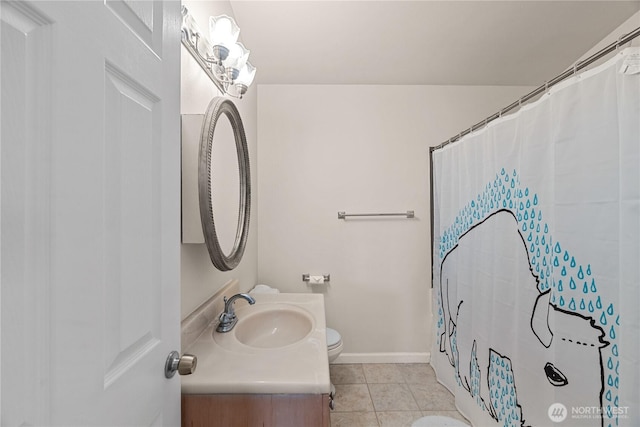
198,97,251,271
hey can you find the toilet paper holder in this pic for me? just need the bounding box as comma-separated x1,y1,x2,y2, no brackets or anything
302,274,330,283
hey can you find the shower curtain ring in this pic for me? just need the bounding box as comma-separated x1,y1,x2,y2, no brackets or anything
616,33,626,50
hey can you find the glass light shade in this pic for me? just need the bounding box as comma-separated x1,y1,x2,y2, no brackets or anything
235,62,256,88
209,15,240,48
181,6,195,34
223,42,250,72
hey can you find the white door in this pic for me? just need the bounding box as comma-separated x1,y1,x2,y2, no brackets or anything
1,1,181,425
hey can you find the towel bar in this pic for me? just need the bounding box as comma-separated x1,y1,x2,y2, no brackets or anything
337,210,414,219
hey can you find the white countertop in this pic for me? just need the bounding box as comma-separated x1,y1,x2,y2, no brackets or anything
181,293,331,394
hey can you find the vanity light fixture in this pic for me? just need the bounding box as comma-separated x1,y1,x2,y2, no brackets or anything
181,6,256,98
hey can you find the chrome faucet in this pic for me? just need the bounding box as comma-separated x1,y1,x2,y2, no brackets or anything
216,293,256,333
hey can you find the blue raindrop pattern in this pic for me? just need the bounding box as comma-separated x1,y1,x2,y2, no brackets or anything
451,327,462,387
489,350,522,427
470,343,485,410
435,168,620,427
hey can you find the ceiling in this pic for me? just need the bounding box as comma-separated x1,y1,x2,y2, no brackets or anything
230,1,640,86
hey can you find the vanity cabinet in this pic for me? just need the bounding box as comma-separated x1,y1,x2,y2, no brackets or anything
182,393,331,427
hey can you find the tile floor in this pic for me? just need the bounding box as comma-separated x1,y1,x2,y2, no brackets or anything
329,363,469,427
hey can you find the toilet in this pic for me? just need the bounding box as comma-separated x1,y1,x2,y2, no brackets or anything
249,284,343,363
326,327,343,363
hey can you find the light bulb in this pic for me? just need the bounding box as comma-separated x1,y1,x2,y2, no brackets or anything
236,62,256,87
223,42,250,79
209,15,240,49
235,62,256,96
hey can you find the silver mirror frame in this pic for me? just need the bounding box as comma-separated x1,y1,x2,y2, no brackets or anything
198,97,251,271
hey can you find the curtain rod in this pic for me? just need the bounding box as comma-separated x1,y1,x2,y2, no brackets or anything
431,26,640,153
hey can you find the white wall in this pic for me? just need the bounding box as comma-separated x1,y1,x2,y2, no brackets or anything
576,10,640,65
257,84,533,361
180,0,258,319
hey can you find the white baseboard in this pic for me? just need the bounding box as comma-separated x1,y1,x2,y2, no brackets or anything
332,352,430,364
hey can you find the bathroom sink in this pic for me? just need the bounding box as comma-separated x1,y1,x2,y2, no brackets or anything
212,302,315,350
234,304,314,348
183,292,330,394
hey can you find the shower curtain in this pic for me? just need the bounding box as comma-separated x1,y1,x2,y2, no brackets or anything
431,47,639,427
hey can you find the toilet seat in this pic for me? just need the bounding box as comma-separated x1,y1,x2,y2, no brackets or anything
326,327,342,349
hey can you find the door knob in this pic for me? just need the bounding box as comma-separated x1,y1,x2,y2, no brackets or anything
165,351,197,378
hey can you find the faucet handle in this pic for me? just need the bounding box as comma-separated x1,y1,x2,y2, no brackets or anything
216,293,255,333
219,309,235,321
